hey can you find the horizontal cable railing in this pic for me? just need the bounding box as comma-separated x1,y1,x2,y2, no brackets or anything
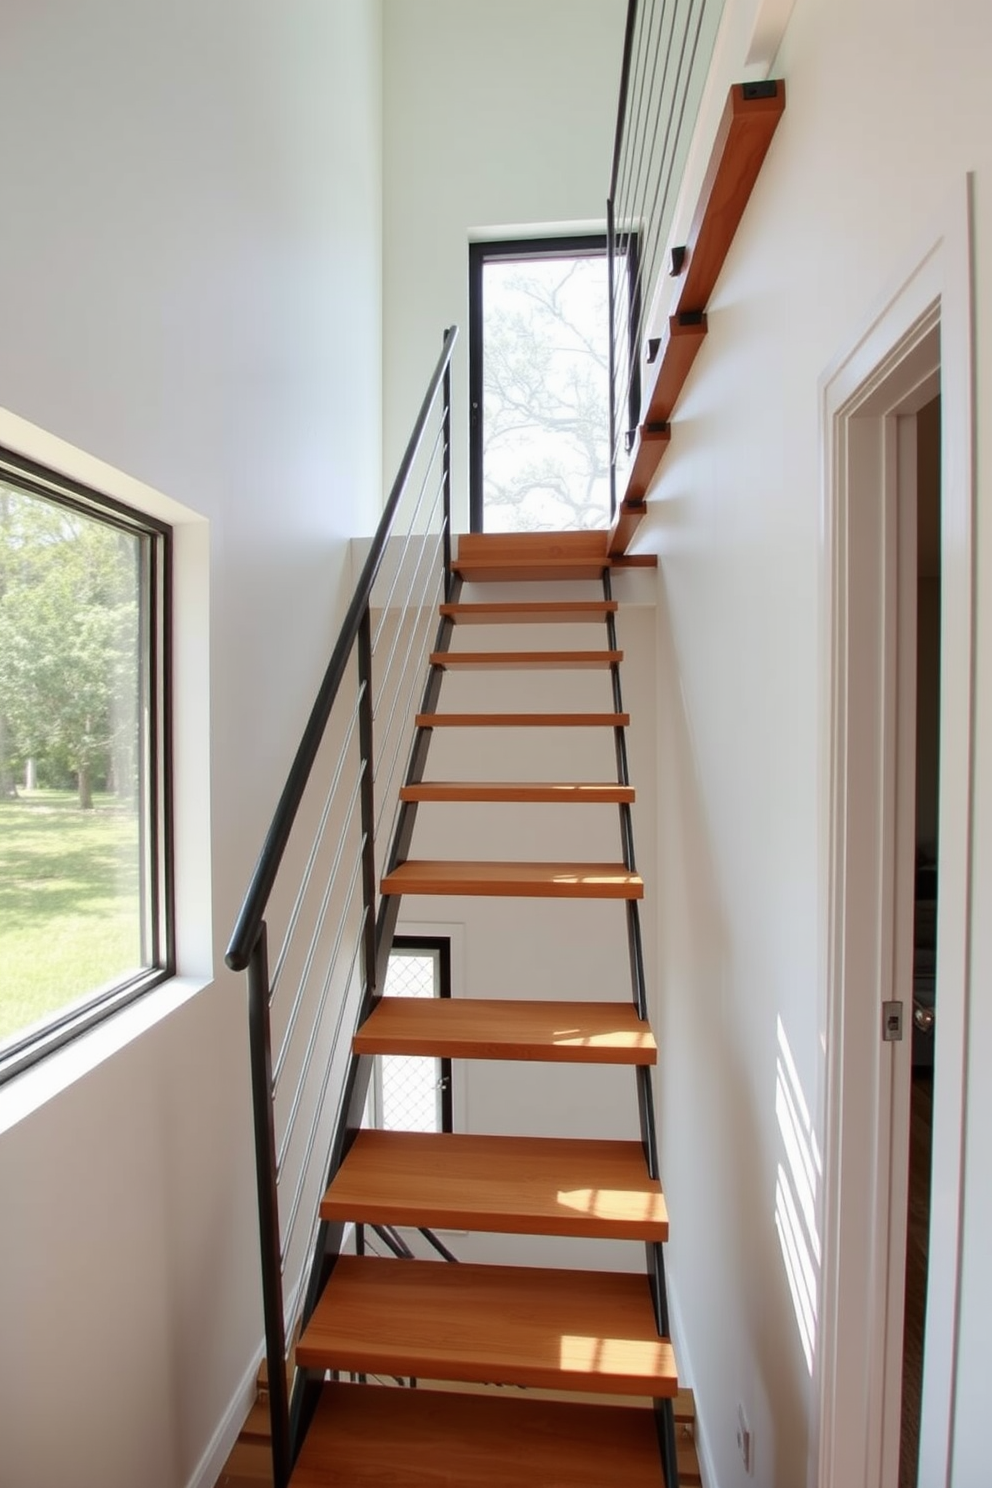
608,0,725,506
226,326,457,1488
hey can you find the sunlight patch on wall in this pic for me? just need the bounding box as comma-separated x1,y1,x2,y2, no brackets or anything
775,1016,822,1374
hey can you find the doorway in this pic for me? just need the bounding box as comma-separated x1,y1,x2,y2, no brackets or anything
817,184,975,1488
899,393,940,1486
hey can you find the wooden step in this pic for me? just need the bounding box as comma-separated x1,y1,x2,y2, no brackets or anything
641,314,709,427
624,424,671,504
611,82,785,554
381,860,643,899
411,1382,701,1486
400,781,635,804
290,1382,667,1487
440,600,618,625
297,1257,676,1397
452,531,609,582
355,997,657,1064
320,1130,668,1240
430,649,621,670
608,496,648,555
416,711,629,727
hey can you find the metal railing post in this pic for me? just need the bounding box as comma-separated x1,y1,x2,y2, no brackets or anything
607,196,619,519
442,353,453,592
357,610,378,1004
246,924,291,1488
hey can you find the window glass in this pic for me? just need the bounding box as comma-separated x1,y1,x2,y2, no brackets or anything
0,460,171,1077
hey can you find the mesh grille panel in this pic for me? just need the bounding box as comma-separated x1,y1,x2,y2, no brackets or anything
380,950,442,1132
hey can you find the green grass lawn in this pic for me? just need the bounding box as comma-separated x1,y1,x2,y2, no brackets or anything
0,790,142,1046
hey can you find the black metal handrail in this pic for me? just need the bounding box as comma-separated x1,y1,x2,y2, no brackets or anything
607,0,724,505
227,326,457,975
225,326,457,1488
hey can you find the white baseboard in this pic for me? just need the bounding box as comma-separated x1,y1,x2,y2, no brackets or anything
668,1280,721,1488
186,1342,265,1488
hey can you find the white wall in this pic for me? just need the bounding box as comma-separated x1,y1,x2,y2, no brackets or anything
0,4,383,1485
382,0,627,528
642,0,992,1484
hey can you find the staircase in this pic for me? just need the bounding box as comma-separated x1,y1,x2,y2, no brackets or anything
284,531,682,1486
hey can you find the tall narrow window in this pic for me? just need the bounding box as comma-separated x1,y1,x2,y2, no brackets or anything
469,235,636,533
0,450,172,1081
371,936,452,1134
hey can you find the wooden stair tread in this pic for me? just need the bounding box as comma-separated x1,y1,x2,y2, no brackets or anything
291,1382,666,1487
610,82,785,556
415,1381,700,1480
440,600,617,624
453,531,609,582
416,711,629,727
399,781,635,804
642,315,709,427
381,860,644,899
355,997,657,1064
297,1257,676,1396
430,649,622,670
321,1130,668,1239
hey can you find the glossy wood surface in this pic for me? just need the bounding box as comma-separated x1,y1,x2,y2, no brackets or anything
610,82,785,554
440,600,617,624
380,859,644,899
677,82,786,315
452,531,611,582
608,497,647,556
415,711,629,727
297,1257,676,1396
399,781,635,803
290,1383,667,1487
642,315,709,425
320,1130,668,1239
430,649,622,670
354,996,657,1064
625,424,671,503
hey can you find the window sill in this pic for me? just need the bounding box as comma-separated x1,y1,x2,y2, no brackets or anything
0,974,210,1137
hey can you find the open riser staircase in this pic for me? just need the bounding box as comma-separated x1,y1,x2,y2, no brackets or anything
223,1,790,1472
285,531,681,1485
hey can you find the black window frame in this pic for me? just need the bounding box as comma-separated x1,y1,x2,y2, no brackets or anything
468,232,641,532
0,446,175,1085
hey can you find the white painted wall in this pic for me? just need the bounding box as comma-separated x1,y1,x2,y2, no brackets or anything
381,0,628,530
640,0,992,1484
0,4,383,1486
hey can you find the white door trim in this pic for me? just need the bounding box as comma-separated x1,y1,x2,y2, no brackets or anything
813,177,975,1488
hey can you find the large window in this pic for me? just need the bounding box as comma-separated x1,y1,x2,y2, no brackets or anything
0,449,172,1082
469,235,638,533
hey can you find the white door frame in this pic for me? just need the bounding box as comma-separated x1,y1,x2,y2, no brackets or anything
814,177,975,1488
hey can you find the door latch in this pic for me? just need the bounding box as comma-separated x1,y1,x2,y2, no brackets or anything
882,1000,904,1042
